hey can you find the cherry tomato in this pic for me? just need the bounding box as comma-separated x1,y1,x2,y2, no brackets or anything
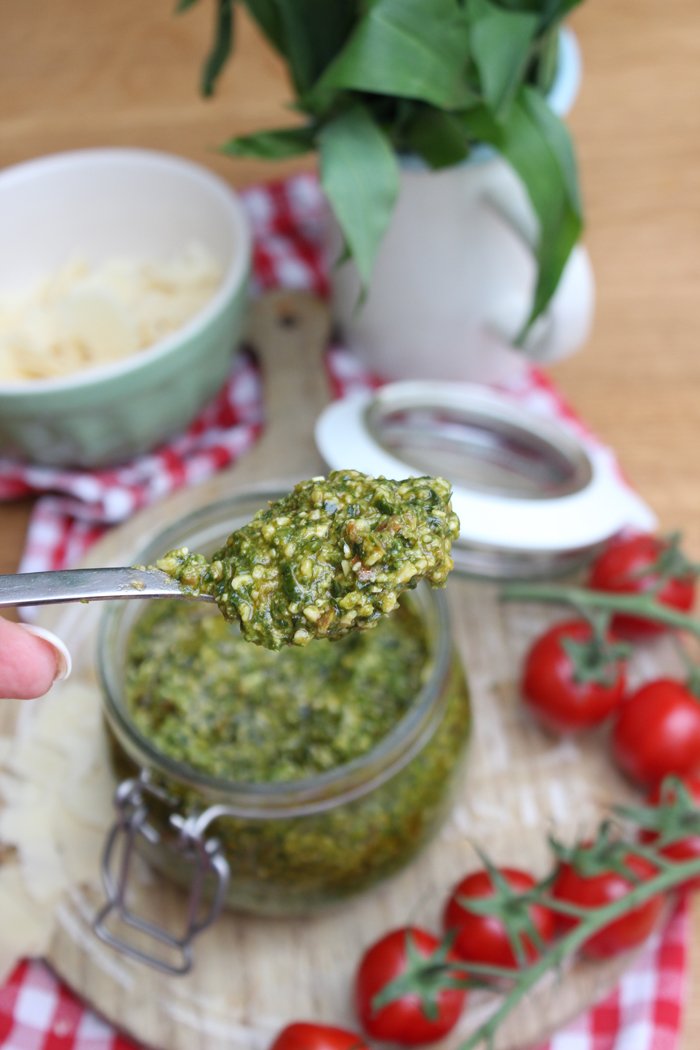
640,775,700,890
612,678,700,786
354,926,466,1045
521,619,627,734
587,532,696,640
551,851,663,959
443,867,555,969
270,1023,369,1050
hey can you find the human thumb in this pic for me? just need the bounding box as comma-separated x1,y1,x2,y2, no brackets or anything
0,618,72,699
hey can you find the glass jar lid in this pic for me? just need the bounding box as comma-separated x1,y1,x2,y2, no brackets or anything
315,381,656,578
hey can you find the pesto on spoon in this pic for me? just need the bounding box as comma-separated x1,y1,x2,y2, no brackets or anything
156,470,460,650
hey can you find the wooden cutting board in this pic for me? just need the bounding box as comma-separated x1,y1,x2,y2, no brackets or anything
24,291,680,1050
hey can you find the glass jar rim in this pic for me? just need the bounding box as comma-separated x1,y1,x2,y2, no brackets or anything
97,487,456,818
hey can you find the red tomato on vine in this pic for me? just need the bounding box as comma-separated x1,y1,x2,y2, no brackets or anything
521,619,628,734
640,776,700,890
612,678,700,786
587,532,697,640
270,1024,368,1050
443,866,556,969
354,926,466,1045
550,848,663,959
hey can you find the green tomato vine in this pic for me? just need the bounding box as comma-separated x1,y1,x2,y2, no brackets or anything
374,787,700,1050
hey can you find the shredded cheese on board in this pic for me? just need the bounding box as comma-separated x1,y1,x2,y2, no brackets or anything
0,681,114,980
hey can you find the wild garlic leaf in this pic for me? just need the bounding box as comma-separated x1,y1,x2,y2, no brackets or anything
464,85,582,338
533,0,584,32
200,0,234,97
403,110,471,170
313,0,473,111
532,28,560,94
219,125,316,159
488,0,582,24
467,0,539,118
522,85,581,210
267,0,358,97
240,0,287,55
318,105,399,287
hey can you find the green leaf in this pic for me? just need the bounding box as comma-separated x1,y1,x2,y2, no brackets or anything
241,0,286,54
403,110,470,169
523,86,580,210
175,0,200,12
532,27,560,94
489,0,582,27
467,0,539,118
314,0,474,111
245,0,358,97
219,125,316,159
200,0,235,97
464,85,582,336
535,0,584,31
318,105,399,286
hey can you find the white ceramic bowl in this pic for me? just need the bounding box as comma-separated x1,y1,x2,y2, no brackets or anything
0,148,252,468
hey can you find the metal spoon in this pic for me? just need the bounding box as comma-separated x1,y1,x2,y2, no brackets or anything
0,567,215,609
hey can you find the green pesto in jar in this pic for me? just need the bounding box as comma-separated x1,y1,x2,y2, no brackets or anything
155,470,460,651
125,597,429,783
115,585,472,915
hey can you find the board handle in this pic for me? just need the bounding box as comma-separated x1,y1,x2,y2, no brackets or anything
237,289,332,483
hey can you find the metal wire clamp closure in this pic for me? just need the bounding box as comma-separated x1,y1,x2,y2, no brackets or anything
92,772,230,975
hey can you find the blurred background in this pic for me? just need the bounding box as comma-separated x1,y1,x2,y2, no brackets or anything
1,0,699,564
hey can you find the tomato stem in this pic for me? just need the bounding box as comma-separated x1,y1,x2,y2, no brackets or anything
623,838,678,871
534,895,591,918
501,582,700,636
616,778,700,847
445,960,527,981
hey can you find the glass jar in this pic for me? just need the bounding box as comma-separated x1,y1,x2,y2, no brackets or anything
97,487,471,929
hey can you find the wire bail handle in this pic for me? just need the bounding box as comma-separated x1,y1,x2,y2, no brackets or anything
93,771,230,975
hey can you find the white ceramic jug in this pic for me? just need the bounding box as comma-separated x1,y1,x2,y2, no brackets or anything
326,30,594,384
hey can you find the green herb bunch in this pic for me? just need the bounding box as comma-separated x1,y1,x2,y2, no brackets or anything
181,0,583,337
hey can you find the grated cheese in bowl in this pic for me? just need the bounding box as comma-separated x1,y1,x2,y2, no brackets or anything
0,242,223,382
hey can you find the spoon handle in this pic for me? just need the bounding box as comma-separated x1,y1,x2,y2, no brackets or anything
0,567,214,609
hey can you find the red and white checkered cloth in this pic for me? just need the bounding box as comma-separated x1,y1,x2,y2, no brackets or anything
0,173,690,1049
0,906,687,1050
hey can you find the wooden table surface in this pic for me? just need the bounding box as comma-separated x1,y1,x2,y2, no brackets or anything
1,0,699,1044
